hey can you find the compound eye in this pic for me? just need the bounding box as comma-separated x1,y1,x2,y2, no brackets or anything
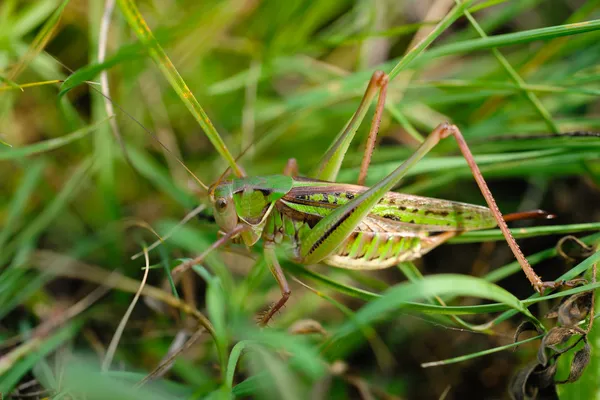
216,198,228,211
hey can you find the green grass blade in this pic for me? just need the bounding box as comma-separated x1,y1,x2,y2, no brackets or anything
388,0,476,80
452,222,600,243
332,274,542,342
458,0,558,133
0,118,109,160
116,0,243,177
7,0,70,80
0,160,45,251
0,158,93,266
423,19,600,61
491,246,600,326
225,340,258,390
484,232,600,284
421,334,544,368
0,322,80,392
58,44,143,97
8,0,57,38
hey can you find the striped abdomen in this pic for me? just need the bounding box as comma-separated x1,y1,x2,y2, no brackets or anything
324,230,445,270
264,202,454,270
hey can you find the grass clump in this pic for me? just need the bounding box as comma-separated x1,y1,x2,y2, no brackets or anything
1,0,600,398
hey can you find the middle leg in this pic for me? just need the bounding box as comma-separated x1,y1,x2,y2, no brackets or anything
260,242,291,325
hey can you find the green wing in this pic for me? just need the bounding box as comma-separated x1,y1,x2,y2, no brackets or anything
282,179,497,232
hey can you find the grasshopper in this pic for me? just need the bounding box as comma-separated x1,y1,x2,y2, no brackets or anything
171,70,570,325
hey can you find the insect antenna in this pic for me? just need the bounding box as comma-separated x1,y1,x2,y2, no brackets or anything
51,55,210,192
90,85,209,192
208,139,255,195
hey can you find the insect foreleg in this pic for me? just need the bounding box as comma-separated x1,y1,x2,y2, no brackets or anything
260,243,291,325
172,224,248,277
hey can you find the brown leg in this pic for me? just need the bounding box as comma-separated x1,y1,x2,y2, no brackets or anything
283,158,299,177
440,124,564,293
171,224,246,277
357,73,389,186
314,70,389,183
260,243,291,325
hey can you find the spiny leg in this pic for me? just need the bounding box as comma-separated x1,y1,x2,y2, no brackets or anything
357,73,388,186
260,243,291,325
300,122,564,292
441,124,575,293
312,70,389,182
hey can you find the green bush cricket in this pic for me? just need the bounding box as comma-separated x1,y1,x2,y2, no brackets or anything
166,70,578,325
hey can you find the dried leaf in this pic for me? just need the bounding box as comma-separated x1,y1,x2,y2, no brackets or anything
557,341,591,384
510,361,559,400
557,292,593,327
556,236,596,263
510,361,540,400
542,327,578,348
538,327,578,366
514,321,543,345
532,363,557,389
544,302,561,320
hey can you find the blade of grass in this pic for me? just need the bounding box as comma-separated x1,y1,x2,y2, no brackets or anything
0,117,110,160
491,246,600,327
116,0,243,177
457,0,558,133
452,222,600,243
0,322,80,391
101,245,150,371
7,0,70,81
330,274,543,343
0,157,94,266
0,160,45,251
423,19,600,61
421,333,544,368
225,340,258,391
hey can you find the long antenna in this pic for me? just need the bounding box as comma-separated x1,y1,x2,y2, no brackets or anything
87,82,209,191
51,54,209,191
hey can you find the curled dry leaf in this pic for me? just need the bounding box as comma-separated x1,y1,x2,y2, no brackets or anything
541,327,578,350
557,292,593,328
556,236,596,264
514,321,543,344
555,236,592,263
510,361,558,400
538,327,578,366
557,341,591,384
533,363,557,390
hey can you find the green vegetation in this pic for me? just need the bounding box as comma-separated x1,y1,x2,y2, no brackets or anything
1,0,600,398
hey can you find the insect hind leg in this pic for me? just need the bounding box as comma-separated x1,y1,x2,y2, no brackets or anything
440,123,561,294
312,70,389,183
357,72,388,186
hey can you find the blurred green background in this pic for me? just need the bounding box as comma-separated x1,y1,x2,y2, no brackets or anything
1,0,600,399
